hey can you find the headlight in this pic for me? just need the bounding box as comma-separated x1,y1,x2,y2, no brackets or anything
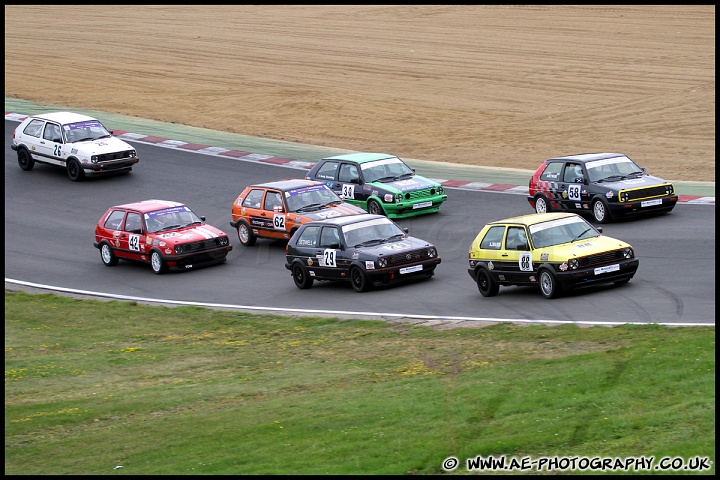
378,258,387,268
395,193,403,203
428,247,437,258
437,186,444,195
219,236,229,246
175,244,184,254
91,156,99,163
620,191,629,202
131,150,137,157
623,248,634,259
666,185,674,195
569,258,579,270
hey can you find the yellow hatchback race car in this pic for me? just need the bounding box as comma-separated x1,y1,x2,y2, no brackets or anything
467,212,639,299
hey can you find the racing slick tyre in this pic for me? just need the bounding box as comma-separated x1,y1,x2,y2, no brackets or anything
475,267,499,297
17,148,35,171
538,268,561,299
366,199,385,216
350,266,370,292
100,243,119,267
67,158,85,182
591,198,613,224
150,250,168,275
534,195,551,214
291,262,314,289
236,220,257,246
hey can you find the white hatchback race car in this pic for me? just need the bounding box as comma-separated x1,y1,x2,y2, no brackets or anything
11,111,140,181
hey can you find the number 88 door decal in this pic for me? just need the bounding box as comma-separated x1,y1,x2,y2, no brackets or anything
519,252,532,271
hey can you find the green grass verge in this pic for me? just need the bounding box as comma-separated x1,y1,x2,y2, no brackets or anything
5,291,715,475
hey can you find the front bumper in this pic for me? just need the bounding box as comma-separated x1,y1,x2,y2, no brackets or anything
366,258,442,285
163,246,233,270
83,156,139,174
608,196,678,217
554,258,639,289
382,194,448,218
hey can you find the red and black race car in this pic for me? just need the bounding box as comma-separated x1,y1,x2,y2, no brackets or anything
527,152,678,223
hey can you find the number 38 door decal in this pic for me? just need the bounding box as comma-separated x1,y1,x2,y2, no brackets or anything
342,184,355,199
518,252,532,272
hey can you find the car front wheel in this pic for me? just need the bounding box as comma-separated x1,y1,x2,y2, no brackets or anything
592,198,613,223
150,251,168,274
100,243,119,266
367,199,385,216
534,195,550,214
291,262,314,289
476,267,499,297
17,148,35,171
236,220,257,246
67,159,84,181
539,268,561,299
350,266,370,292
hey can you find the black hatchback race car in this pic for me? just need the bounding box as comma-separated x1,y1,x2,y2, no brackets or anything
527,152,678,223
284,213,441,292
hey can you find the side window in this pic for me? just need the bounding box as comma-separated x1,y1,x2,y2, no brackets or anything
22,119,44,138
539,161,563,182
563,163,584,183
315,161,339,181
319,226,340,248
295,225,321,248
263,191,283,211
505,227,528,250
242,189,264,209
124,213,143,233
103,210,126,230
338,163,359,183
43,123,61,142
480,226,505,250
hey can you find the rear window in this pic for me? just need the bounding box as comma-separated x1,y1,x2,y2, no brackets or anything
22,119,44,138
480,226,505,250
539,161,563,182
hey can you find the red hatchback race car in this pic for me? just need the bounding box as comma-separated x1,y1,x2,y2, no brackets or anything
94,199,232,274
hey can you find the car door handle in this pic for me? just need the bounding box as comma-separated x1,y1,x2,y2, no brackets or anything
501,253,509,257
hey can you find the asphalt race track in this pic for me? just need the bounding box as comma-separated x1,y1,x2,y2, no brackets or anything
4,120,715,326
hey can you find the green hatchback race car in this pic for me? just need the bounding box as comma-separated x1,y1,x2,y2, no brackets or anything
305,152,447,218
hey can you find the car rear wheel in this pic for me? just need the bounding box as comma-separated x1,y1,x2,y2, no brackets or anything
100,243,119,266
291,262,314,289
592,198,613,224
538,268,561,299
236,220,257,246
17,148,35,171
367,199,385,216
67,159,84,182
350,266,370,292
476,267,499,297
534,195,550,214
150,251,168,274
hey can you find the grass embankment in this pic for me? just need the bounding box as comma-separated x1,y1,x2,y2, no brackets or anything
5,291,715,475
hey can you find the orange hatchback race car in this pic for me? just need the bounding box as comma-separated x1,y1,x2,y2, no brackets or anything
94,199,232,274
230,179,366,246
